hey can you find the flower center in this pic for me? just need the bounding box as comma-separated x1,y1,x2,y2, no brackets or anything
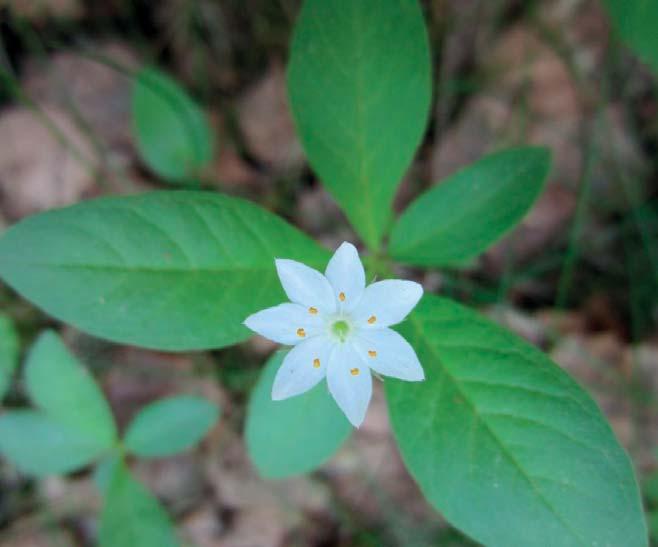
331,319,351,342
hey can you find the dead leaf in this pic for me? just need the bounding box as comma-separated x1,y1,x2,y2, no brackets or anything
236,62,304,172
0,106,97,219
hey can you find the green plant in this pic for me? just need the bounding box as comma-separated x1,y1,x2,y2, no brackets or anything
0,0,648,545
0,331,219,546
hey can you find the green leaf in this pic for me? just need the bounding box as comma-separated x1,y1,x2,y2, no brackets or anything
100,462,178,547
245,351,352,479
0,411,107,476
0,333,115,477
94,454,122,496
386,294,647,547
124,395,219,458
0,313,19,401
603,0,658,75
133,67,213,184
287,0,431,250
0,192,329,351
389,147,551,267
25,331,117,448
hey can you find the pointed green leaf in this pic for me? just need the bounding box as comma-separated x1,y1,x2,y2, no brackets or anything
124,395,219,458
100,462,178,547
0,411,107,476
133,67,213,184
389,147,551,267
0,192,329,351
25,331,117,447
288,0,431,249
386,295,646,546
246,351,352,479
603,0,658,75
0,314,19,401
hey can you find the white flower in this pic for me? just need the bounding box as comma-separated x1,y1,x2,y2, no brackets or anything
244,242,425,427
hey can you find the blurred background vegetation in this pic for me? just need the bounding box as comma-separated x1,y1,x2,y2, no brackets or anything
0,0,656,545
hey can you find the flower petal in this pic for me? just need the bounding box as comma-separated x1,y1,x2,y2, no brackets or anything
354,328,424,381
272,336,333,400
325,242,365,311
275,259,336,313
352,280,423,328
327,343,372,427
244,303,324,345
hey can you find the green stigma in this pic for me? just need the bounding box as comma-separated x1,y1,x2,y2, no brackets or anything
331,320,351,342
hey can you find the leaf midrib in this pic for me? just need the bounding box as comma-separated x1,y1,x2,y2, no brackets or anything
351,0,377,248
407,312,589,546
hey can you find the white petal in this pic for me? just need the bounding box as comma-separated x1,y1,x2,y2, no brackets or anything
327,343,372,427
354,328,424,381
325,242,365,312
352,280,423,328
244,303,324,345
275,259,336,313
272,336,333,400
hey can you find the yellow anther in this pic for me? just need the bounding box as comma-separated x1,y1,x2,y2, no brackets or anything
368,350,377,358
339,292,346,302
313,358,321,368
367,315,377,324
296,328,306,337
308,306,318,315
350,368,360,376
